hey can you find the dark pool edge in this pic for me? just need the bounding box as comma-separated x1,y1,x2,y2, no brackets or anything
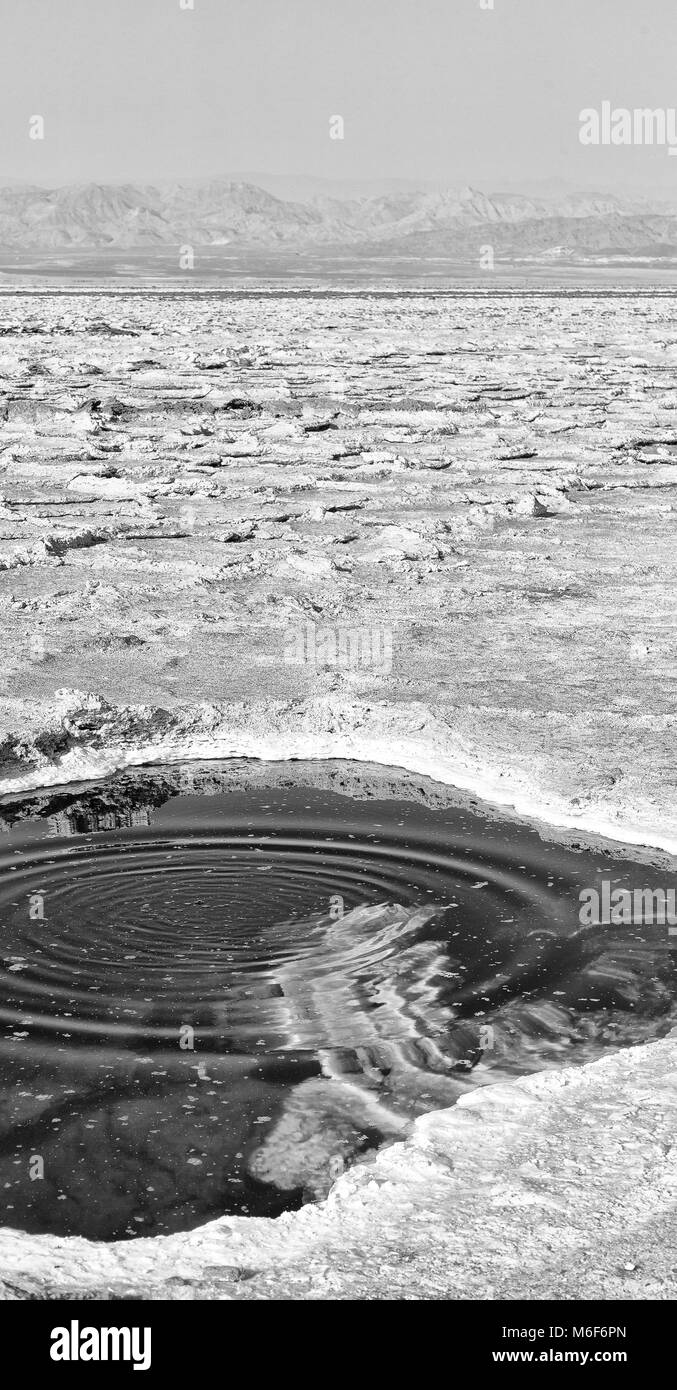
0,751,674,872
0,1029,675,1301
0,691,674,862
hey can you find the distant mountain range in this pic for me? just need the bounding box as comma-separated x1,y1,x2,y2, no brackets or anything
2,179,677,260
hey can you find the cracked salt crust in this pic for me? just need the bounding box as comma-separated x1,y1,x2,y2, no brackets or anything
1,288,676,1298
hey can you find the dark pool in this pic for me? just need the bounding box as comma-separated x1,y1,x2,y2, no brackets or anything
0,759,674,1240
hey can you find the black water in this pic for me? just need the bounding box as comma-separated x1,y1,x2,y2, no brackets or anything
0,761,674,1241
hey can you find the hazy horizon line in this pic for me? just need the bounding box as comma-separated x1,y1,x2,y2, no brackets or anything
1,173,674,202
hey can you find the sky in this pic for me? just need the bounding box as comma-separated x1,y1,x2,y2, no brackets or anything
1,0,677,194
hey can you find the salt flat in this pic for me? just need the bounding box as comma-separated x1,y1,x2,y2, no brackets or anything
0,286,676,1300
0,288,675,845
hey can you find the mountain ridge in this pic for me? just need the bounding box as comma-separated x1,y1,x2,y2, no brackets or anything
1,179,677,258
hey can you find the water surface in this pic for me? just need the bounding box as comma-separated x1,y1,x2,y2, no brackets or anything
0,760,673,1239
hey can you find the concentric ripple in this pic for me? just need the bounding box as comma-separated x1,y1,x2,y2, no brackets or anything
0,761,674,1241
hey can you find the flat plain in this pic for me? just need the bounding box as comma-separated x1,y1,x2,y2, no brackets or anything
0,285,676,1299
0,287,675,844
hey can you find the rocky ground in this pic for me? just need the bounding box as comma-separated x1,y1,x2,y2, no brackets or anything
0,285,676,1298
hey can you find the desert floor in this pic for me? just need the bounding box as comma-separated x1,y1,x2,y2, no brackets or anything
0,286,675,1298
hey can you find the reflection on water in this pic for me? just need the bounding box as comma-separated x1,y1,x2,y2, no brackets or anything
0,761,674,1240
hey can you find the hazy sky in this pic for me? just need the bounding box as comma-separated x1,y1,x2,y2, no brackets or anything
2,0,677,193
